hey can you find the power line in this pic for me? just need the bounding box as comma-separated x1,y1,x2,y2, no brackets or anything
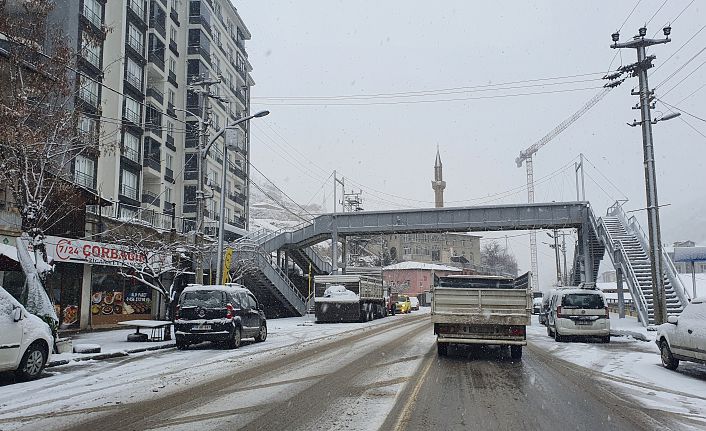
660,57,706,97
252,72,612,101
676,82,706,104
649,24,706,77
581,155,629,200
654,45,706,90
256,86,606,107
646,0,669,26
658,98,706,123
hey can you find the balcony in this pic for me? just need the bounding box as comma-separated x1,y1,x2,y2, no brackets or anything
167,102,176,118
165,166,174,182
142,190,161,207
189,15,211,36
123,146,140,164
170,8,180,25
235,38,245,53
165,134,175,150
148,51,165,71
128,0,146,22
149,16,166,39
143,154,161,172
81,5,102,30
146,86,164,105
120,184,138,201
235,88,246,105
164,200,175,214
169,38,179,56
73,171,95,190
168,70,178,87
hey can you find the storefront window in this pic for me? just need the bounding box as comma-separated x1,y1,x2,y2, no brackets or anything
45,263,83,329
90,266,153,326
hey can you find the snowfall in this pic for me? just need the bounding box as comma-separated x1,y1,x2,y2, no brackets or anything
1,305,705,430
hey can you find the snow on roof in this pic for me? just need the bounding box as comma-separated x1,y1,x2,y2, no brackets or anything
383,261,461,272
183,284,250,294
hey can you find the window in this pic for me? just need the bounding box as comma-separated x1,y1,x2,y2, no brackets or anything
124,97,141,124
121,170,138,199
166,121,174,136
81,34,101,68
167,89,175,106
213,29,220,47
128,23,144,53
165,153,174,169
74,156,94,188
83,0,102,28
126,57,143,89
164,186,172,203
78,115,98,143
169,57,176,75
170,27,178,42
79,78,99,106
123,132,140,162
129,0,145,19
213,113,221,130
224,207,230,222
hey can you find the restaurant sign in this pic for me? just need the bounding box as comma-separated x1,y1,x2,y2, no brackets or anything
42,236,170,267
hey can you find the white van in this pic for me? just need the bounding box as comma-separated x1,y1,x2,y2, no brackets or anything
0,287,54,380
546,287,610,343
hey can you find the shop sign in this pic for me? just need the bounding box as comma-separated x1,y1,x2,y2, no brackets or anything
42,236,171,268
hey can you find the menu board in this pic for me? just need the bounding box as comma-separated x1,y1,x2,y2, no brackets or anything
91,290,152,316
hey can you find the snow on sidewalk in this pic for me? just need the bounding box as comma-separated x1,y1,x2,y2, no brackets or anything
528,315,706,430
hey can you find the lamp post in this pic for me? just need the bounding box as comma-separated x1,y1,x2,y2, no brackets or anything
214,110,269,284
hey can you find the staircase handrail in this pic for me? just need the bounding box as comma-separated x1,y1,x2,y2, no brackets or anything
609,201,691,309
599,218,650,325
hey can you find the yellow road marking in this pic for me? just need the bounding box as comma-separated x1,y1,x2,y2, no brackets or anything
393,348,435,431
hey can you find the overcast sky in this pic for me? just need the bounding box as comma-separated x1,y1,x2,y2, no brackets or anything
235,0,706,288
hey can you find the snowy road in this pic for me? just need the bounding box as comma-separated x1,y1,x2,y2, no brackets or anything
1,312,705,430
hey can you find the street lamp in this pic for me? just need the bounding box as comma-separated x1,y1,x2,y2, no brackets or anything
215,110,270,284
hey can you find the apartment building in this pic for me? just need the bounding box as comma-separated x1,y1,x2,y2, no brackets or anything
0,0,255,330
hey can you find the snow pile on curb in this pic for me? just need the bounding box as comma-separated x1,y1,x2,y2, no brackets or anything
73,344,101,354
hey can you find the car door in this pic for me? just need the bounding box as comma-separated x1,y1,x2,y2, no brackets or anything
246,293,262,333
0,293,24,368
679,302,706,361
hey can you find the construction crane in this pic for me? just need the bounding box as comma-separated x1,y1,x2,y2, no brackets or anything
515,87,612,289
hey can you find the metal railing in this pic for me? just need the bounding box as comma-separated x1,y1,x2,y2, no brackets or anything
599,217,650,325
608,201,691,308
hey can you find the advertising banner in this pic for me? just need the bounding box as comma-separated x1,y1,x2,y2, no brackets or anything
42,236,171,268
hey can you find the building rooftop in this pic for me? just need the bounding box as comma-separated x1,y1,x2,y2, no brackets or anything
383,261,461,272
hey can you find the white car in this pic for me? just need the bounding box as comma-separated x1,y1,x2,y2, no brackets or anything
409,296,420,311
0,287,54,380
656,297,706,370
546,287,610,343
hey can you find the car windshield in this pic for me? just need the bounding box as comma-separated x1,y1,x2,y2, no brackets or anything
181,290,226,308
562,293,604,309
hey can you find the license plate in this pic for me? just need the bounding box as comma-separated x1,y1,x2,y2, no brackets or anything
194,324,211,330
575,320,593,326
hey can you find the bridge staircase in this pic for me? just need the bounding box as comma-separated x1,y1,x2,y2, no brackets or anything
596,202,690,325
231,227,331,317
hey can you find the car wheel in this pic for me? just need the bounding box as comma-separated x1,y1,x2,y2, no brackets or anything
254,324,267,343
437,342,448,356
601,336,610,344
176,337,188,350
547,325,553,337
660,340,679,370
554,326,564,342
16,342,47,381
228,326,242,349
510,345,522,360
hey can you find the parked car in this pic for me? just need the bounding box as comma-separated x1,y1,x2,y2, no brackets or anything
656,297,706,370
174,284,267,350
532,296,543,314
0,287,54,380
538,293,553,326
396,295,411,314
409,296,420,311
546,287,610,343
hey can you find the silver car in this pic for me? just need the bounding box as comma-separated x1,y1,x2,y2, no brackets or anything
656,298,706,370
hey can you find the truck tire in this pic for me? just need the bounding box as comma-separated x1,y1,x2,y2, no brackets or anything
437,342,448,356
510,345,522,360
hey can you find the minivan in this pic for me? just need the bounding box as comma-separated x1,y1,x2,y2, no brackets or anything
174,284,267,349
0,287,54,380
546,287,610,343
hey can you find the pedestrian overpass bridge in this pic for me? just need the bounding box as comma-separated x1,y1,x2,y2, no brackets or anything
231,200,690,325
233,202,601,314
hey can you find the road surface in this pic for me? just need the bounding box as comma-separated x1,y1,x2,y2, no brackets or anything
0,313,696,430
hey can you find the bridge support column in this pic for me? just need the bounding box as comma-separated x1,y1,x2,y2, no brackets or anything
341,236,347,274
581,222,594,284
331,217,339,274
614,247,625,319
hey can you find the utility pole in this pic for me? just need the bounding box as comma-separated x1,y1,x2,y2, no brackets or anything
546,231,562,285
561,232,568,286
331,171,345,273
574,153,585,201
188,77,221,285
611,25,672,324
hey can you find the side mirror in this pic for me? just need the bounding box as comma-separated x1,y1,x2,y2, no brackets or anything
667,315,679,325
258,303,263,311
12,307,22,322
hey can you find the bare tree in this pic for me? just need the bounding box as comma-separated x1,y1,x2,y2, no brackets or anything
481,241,519,276
106,227,195,319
